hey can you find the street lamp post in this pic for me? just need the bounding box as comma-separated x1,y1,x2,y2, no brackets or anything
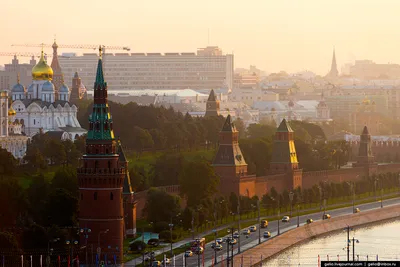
98,229,109,260
65,240,79,264
80,227,91,265
296,205,300,227
168,221,174,257
47,238,59,267
351,237,360,261
380,181,383,208
289,191,294,217
257,200,261,244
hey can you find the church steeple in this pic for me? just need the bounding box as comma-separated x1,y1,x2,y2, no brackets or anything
326,48,339,78
51,39,63,100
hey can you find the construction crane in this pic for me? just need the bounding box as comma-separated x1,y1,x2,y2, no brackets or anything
11,43,131,73
0,52,52,58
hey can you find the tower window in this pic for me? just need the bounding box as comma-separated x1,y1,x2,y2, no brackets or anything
94,192,98,200
110,192,114,200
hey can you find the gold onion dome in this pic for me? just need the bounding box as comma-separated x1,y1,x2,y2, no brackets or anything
32,49,53,81
8,106,16,116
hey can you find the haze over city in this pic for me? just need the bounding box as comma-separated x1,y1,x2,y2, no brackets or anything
3,0,400,73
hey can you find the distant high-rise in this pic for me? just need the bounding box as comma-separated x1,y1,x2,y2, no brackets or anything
58,46,234,91
326,48,339,78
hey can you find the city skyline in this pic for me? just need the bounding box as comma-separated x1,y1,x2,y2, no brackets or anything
3,0,400,74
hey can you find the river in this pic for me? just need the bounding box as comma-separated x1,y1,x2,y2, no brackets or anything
262,219,400,266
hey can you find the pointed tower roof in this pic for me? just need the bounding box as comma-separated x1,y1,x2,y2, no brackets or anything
362,125,369,135
277,119,293,132
117,139,133,195
95,47,105,86
50,39,62,72
208,89,216,101
327,48,339,78
221,115,236,132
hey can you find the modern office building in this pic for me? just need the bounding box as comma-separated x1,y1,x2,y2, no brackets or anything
58,46,234,91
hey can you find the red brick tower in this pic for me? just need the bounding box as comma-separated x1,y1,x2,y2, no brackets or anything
212,115,247,195
268,119,302,189
353,126,375,167
70,72,81,103
77,47,125,264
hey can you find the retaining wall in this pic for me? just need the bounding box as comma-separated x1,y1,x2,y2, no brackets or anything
233,204,400,267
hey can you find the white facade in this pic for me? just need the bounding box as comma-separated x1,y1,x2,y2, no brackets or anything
0,91,28,159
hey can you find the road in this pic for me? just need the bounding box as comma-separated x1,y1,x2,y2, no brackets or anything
181,197,400,267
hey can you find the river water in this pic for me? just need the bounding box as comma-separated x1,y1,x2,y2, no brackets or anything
262,219,400,266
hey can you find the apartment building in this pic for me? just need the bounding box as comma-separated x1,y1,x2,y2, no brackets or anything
58,46,234,91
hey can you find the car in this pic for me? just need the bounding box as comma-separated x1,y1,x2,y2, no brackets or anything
233,232,240,238
162,258,171,265
354,208,360,213
184,250,193,257
282,216,290,222
229,238,237,245
263,231,271,238
152,261,161,267
249,226,257,232
214,244,223,251
147,238,160,247
260,220,268,228
306,218,313,224
195,247,204,254
323,214,331,220
242,229,250,235
216,238,223,244
211,242,218,249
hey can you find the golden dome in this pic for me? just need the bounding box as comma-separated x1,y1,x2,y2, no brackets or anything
8,106,16,116
32,49,53,81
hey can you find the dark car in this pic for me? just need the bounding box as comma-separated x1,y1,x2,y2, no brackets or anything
147,238,160,247
323,214,331,220
306,218,313,224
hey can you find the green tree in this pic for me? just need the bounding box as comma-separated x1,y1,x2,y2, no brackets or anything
151,153,185,186
179,160,219,207
246,124,275,139
45,139,66,165
46,188,78,227
24,146,47,170
143,188,181,223
233,118,246,138
51,166,78,196
0,148,17,175
62,139,81,166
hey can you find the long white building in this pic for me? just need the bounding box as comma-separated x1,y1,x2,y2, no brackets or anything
59,46,234,91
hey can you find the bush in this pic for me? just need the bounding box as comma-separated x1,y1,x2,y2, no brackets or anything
129,240,147,252
153,221,169,233
158,230,180,242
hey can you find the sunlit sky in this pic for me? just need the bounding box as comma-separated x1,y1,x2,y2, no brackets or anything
2,0,400,74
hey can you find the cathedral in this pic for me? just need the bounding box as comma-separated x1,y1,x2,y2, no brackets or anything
0,91,28,159
10,46,86,140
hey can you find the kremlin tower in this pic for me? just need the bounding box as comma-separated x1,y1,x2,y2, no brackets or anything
77,47,128,264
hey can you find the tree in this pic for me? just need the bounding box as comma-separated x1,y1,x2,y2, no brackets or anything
246,124,275,139
24,146,47,170
45,139,66,165
233,118,246,139
0,148,17,175
26,174,50,225
46,188,78,227
129,166,150,192
132,126,154,156
62,139,81,166
151,153,185,186
143,188,181,223
74,134,87,154
179,160,219,207
51,166,78,196
0,177,27,228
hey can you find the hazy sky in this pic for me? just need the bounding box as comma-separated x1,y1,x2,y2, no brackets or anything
2,0,400,74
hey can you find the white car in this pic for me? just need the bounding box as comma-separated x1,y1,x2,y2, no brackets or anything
162,258,171,265
249,226,257,232
185,250,193,257
282,216,290,222
233,232,240,238
216,238,223,244
242,229,250,235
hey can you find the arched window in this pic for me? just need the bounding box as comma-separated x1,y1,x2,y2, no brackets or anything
110,192,114,200
104,121,109,131
94,192,98,200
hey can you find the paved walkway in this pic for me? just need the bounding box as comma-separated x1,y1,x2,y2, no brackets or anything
126,191,400,265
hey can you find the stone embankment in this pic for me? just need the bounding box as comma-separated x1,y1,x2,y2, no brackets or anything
233,204,400,267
